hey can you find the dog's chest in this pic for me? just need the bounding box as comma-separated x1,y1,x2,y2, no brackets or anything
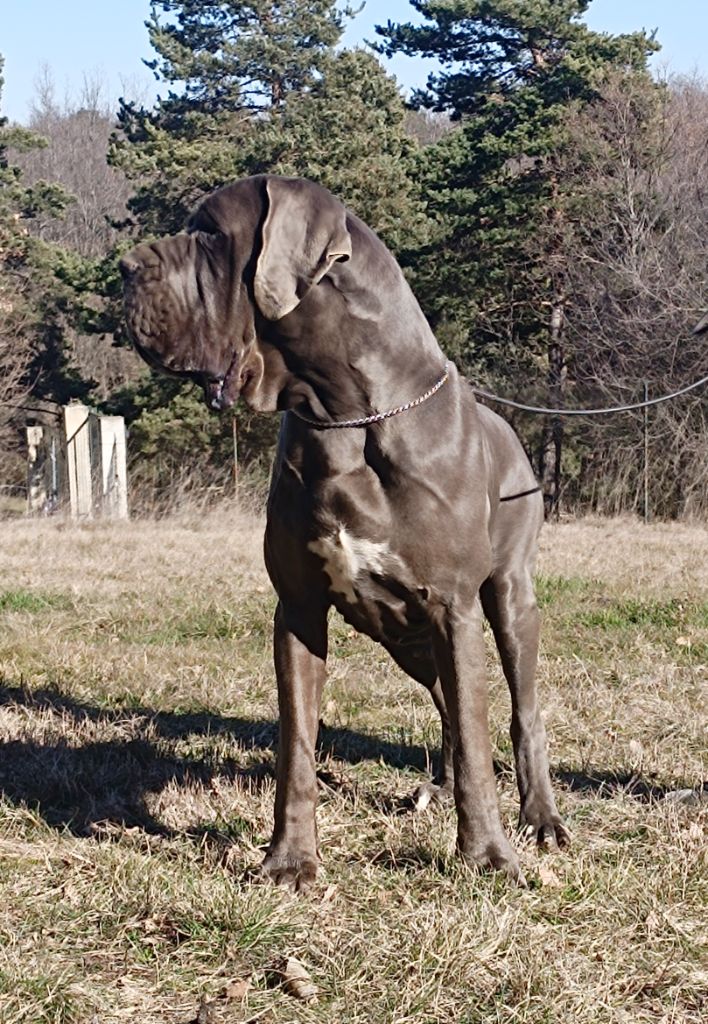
308,528,390,604
307,526,429,645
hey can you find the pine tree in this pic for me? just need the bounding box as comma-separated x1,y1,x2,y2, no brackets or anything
0,56,78,437
111,0,352,233
378,0,658,514
263,48,428,252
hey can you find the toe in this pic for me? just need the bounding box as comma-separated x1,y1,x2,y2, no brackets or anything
411,781,454,812
258,851,318,892
555,821,572,849
538,824,559,851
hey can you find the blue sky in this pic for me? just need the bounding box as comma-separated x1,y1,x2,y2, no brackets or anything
2,1,707,123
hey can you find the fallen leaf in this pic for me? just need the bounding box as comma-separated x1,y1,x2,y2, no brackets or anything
322,883,337,903
645,911,660,933
688,822,704,843
628,739,644,762
413,787,434,813
537,862,562,888
268,956,318,1003
664,788,707,806
224,978,251,1002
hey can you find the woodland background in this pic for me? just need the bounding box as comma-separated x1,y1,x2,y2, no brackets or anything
1,0,706,518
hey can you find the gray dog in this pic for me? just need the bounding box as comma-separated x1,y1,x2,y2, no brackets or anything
121,175,569,889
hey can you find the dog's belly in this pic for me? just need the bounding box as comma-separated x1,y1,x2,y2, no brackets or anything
308,526,431,651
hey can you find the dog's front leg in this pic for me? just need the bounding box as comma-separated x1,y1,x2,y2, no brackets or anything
260,600,327,892
431,596,525,885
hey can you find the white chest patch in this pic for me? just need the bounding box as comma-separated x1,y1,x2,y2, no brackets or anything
308,528,389,604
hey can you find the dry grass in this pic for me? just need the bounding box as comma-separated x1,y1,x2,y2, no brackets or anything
0,509,706,1023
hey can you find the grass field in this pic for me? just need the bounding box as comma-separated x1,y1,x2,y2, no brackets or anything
0,510,706,1023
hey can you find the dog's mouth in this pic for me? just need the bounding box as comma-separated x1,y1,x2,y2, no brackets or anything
131,329,259,414
205,352,253,412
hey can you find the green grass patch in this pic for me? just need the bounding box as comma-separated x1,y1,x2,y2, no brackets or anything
578,597,706,630
536,577,708,631
534,575,595,608
0,968,86,1024
0,588,72,613
536,578,708,661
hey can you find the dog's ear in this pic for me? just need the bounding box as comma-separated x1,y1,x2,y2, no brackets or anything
254,177,352,321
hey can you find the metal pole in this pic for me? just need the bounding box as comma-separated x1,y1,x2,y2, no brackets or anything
232,415,239,499
643,382,649,523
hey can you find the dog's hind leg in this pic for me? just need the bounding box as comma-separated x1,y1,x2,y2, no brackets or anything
382,642,454,808
431,596,525,883
480,572,570,850
410,678,455,810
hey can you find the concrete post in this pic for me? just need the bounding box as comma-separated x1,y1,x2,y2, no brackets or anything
26,425,47,514
64,404,93,519
98,415,129,519
28,405,129,519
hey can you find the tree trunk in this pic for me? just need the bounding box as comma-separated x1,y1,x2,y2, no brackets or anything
540,297,566,519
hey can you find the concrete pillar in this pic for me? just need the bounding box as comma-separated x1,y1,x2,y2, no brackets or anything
26,424,65,514
26,425,47,514
64,404,93,519
98,415,129,519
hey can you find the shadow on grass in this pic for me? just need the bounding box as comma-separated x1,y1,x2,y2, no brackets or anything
0,680,442,838
552,766,674,803
0,682,687,843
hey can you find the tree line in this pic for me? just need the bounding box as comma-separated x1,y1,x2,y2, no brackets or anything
1,0,706,517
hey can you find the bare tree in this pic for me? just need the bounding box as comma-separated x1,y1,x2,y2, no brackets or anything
556,72,708,517
404,108,454,147
16,67,132,257
10,69,142,404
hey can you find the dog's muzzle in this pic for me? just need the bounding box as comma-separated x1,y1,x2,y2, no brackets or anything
204,351,246,412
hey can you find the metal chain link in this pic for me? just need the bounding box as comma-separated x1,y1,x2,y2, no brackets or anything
291,365,450,429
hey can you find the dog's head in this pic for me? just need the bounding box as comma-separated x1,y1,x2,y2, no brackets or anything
120,176,352,412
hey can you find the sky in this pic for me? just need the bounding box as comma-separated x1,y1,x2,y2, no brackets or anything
1,1,707,123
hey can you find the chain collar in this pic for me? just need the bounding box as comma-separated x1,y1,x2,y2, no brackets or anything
290,363,450,429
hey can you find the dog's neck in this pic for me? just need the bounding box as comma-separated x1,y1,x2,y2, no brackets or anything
256,264,447,426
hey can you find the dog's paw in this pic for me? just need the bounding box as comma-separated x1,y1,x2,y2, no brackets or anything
519,806,572,852
258,850,319,893
459,837,527,887
410,780,454,812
